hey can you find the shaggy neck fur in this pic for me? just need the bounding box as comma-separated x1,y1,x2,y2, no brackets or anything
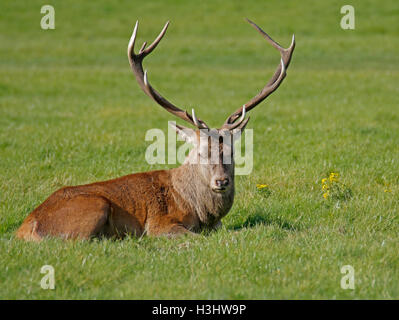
171,163,235,227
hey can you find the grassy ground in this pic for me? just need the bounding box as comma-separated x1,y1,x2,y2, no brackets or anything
1,0,398,299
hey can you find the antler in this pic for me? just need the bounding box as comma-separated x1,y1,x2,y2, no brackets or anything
222,18,295,130
128,21,209,129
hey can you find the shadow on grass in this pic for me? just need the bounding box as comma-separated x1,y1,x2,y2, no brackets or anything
229,211,301,232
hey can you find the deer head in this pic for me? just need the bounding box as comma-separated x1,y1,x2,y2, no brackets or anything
127,19,295,194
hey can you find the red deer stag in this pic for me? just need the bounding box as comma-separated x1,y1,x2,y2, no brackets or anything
16,19,295,241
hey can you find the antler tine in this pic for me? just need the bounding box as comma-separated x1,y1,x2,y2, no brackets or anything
127,20,139,57
222,19,295,128
141,21,170,56
222,105,246,130
128,21,209,130
247,18,295,86
192,109,209,130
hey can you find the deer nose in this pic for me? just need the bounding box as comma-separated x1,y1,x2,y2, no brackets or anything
215,178,229,188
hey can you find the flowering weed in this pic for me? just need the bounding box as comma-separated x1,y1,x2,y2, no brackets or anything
321,172,352,201
256,183,272,197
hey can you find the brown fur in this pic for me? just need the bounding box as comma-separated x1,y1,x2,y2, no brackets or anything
16,129,237,241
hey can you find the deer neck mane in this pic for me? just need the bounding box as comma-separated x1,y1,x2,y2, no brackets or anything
171,164,235,227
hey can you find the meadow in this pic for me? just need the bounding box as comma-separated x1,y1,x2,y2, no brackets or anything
0,0,398,299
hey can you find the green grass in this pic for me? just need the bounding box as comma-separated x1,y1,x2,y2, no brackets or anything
1,0,398,299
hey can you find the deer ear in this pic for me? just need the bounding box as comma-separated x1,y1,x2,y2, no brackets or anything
231,117,250,140
169,121,196,143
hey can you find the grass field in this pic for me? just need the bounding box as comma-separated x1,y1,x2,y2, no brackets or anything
1,0,398,299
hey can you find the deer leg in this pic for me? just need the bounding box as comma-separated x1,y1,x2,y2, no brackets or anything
146,216,197,238
167,224,198,238
104,203,145,239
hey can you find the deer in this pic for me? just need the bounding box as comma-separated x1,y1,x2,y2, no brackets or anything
16,19,295,241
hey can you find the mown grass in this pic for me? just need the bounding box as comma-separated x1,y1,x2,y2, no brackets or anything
0,0,398,299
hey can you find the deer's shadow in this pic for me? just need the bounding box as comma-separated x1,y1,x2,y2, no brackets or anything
228,210,300,232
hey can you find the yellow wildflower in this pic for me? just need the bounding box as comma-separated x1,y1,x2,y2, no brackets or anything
323,192,329,199
322,184,329,190
256,184,268,189
321,178,327,184
329,172,339,182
